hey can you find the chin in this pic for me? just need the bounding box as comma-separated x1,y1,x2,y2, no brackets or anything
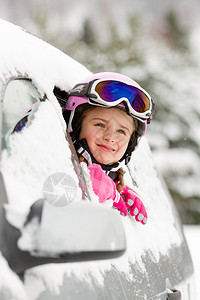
94,156,116,165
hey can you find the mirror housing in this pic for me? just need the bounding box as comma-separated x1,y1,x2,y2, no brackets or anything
0,192,126,274
31,201,126,257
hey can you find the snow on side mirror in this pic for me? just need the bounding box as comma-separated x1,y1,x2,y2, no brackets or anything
1,197,126,274
18,200,126,260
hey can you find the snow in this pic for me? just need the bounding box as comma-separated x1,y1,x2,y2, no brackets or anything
0,227,198,300
0,253,27,300
0,19,196,299
184,225,200,300
1,101,83,229
154,148,200,198
0,19,92,96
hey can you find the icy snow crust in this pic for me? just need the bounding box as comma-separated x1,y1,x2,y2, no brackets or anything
0,19,188,299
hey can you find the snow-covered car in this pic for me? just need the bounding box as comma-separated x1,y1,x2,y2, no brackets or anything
0,19,195,300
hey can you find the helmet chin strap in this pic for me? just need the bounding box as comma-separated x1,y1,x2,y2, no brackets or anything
67,109,75,133
73,137,123,173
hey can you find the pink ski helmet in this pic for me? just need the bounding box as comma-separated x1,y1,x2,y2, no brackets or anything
63,72,154,164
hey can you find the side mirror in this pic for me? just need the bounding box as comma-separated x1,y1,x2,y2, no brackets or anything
1,196,126,274
19,200,126,259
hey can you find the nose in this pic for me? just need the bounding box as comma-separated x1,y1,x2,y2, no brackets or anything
103,128,115,142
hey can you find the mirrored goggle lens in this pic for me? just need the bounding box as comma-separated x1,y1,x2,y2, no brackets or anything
95,81,150,113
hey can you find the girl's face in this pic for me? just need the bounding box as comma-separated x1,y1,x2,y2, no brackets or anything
79,107,134,165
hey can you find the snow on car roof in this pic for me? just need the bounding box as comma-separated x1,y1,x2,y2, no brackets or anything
0,18,92,229
0,18,92,96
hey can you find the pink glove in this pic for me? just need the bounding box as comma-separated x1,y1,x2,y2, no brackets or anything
120,185,148,224
88,164,127,216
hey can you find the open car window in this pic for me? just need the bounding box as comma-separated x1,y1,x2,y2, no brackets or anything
2,79,44,149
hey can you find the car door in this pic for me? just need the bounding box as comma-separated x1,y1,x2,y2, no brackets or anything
0,76,84,272
0,76,126,288
20,87,195,300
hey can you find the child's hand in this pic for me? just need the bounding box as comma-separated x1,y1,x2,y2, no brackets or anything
112,193,128,216
120,186,148,225
88,164,128,216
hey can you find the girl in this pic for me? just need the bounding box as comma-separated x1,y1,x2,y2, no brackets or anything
63,72,154,225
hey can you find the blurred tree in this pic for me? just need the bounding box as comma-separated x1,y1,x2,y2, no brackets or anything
164,10,188,50
82,20,95,46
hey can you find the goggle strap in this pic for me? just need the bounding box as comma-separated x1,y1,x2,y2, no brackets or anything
68,80,98,97
68,82,90,96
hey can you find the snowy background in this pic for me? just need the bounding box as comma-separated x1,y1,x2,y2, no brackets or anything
0,0,200,298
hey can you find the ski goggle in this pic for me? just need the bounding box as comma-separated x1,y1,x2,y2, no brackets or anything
69,79,154,123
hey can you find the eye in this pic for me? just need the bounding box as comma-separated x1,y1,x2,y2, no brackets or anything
117,129,126,135
95,123,105,128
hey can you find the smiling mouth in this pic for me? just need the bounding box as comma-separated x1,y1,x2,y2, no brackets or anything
96,144,115,152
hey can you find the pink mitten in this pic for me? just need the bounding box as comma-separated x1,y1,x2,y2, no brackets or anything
88,164,127,216
120,185,148,225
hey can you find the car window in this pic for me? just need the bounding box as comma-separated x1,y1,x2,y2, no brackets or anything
2,79,43,149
